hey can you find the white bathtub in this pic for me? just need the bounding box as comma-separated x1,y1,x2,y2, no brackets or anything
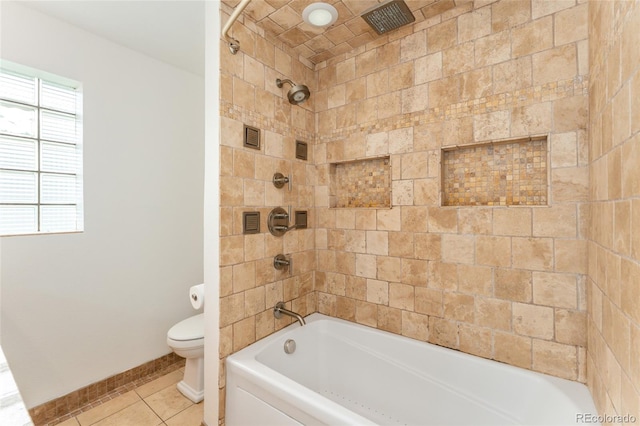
225,314,599,426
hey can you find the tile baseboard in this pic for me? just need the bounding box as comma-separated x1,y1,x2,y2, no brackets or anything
29,352,184,426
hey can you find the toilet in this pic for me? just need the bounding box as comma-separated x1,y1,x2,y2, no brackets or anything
167,313,204,403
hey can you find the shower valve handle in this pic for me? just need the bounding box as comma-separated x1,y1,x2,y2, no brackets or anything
272,172,291,190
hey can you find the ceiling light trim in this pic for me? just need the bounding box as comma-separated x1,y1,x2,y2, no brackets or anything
302,2,338,27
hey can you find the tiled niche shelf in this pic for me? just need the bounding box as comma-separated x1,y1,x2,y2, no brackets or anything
442,136,548,207
330,157,391,208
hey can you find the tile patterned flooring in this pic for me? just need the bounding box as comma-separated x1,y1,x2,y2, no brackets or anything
53,369,203,426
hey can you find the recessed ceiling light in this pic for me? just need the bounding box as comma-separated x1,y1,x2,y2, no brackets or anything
302,2,338,27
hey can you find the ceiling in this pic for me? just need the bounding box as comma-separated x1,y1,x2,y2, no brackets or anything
17,0,205,76
17,0,460,74
223,0,459,64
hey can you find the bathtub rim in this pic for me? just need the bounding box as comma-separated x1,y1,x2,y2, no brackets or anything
225,313,599,426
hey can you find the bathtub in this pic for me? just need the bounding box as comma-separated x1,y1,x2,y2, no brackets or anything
225,314,599,426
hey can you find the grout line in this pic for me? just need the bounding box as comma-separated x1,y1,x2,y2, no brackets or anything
84,395,141,426
141,394,163,420
144,398,166,426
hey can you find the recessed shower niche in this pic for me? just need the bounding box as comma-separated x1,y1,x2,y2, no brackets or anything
329,157,391,208
442,136,548,206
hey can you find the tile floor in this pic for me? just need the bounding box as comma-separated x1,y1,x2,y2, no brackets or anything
54,369,203,426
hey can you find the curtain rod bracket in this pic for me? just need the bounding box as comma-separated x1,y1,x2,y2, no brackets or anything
228,38,240,54
222,0,251,55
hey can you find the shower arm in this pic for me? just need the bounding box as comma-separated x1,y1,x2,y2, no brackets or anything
222,0,251,54
276,78,295,88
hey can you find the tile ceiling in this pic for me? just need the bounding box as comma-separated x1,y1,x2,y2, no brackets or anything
223,0,462,64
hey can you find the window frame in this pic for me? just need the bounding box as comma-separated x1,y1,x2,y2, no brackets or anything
0,63,83,236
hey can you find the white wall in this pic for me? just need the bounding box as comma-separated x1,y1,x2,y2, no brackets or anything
203,2,220,424
0,2,204,408
0,240,2,343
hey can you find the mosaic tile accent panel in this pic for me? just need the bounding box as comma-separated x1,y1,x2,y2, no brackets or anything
330,157,391,208
442,138,548,206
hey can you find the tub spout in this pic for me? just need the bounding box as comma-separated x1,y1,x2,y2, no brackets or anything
274,302,306,326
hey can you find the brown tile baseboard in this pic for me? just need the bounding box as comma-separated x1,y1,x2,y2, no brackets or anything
29,352,184,426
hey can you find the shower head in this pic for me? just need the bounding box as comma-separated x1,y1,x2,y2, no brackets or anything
361,0,415,35
276,78,310,105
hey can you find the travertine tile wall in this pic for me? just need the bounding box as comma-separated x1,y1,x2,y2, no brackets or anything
217,0,619,421
314,0,590,381
587,0,640,421
217,4,317,420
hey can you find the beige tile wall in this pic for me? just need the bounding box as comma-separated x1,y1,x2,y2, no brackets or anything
587,0,640,421
314,0,589,381
218,4,317,420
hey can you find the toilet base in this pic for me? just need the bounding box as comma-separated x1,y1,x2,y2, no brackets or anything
176,356,204,403
177,380,204,403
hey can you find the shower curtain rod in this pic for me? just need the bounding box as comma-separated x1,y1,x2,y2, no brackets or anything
222,0,251,54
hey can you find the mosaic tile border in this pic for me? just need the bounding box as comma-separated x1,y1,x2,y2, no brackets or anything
28,353,184,426
220,77,588,152
442,136,549,206
317,77,589,143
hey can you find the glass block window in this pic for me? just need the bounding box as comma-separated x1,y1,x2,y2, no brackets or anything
0,66,83,235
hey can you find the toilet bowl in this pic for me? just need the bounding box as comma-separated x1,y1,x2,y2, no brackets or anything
167,313,204,403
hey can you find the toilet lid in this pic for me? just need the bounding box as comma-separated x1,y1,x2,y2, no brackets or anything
168,313,204,341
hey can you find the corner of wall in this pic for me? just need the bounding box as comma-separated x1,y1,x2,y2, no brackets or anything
586,0,640,420
204,1,221,425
